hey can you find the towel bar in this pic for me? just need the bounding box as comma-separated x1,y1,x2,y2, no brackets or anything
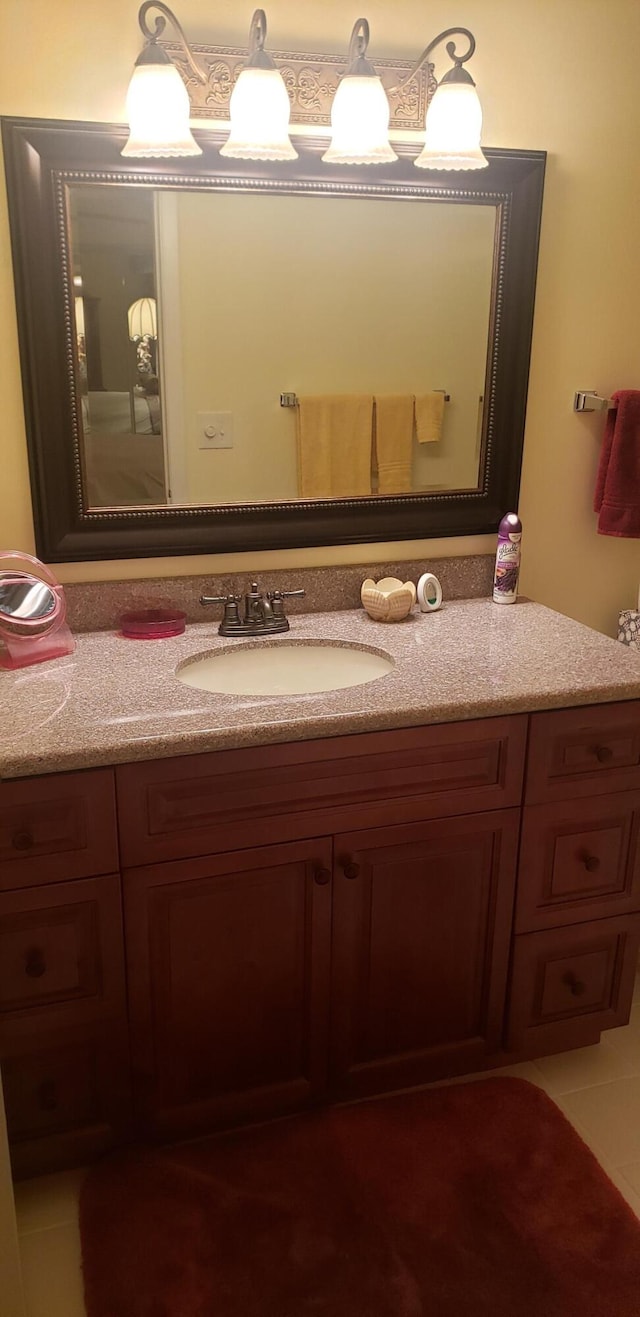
280,391,451,408
573,391,615,413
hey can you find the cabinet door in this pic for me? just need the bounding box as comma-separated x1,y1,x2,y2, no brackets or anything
125,837,332,1140
330,810,519,1098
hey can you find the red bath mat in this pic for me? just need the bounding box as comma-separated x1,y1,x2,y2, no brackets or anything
79,1078,640,1317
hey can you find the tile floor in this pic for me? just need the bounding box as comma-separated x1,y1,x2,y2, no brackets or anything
12,971,640,1317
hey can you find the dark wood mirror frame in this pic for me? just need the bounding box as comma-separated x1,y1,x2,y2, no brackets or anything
2,117,545,563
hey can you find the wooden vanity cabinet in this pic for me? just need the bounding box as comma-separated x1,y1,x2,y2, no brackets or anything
2,700,640,1174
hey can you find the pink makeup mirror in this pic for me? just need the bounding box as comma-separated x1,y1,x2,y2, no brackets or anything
0,552,75,669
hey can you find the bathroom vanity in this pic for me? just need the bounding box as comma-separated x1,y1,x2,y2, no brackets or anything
1,598,640,1177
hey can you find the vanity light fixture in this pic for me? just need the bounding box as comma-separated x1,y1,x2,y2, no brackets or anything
219,9,297,161
122,6,486,169
122,1,204,157
321,19,397,166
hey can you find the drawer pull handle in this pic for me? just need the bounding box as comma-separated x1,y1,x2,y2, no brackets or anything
342,859,360,880
24,948,46,978
11,828,34,852
591,744,613,764
36,1079,58,1112
562,971,586,997
313,867,331,886
581,854,601,873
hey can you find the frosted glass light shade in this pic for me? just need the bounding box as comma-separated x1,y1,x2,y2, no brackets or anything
322,75,397,165
122,63,202,158
415,81,488,171
220,67,297,161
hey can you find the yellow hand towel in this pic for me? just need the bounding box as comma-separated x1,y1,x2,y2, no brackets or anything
296,395,373,499
415,391,445,444
374,395,414,494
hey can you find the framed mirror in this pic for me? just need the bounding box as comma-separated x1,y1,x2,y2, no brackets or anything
2,118,545,562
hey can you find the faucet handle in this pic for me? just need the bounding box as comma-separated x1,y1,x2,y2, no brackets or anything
267,588,306,601
199,592,241,606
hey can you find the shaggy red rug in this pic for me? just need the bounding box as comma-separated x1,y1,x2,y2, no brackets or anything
79,1078,640,1317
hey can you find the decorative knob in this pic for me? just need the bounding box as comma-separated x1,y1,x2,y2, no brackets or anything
313,868,331,886
25,948,46,978
592,744,613,764
12,828,34,851
562,971,586,997
36,1079,58,1112
342,859,360,880
581,854,600,873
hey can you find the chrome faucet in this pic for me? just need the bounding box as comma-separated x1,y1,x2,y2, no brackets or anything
200,581,305,636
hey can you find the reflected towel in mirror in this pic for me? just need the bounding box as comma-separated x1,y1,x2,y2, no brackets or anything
374,395,414,494
415,391,445,443
296,395,373,499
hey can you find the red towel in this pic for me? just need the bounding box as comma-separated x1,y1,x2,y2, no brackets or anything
594,389,640,536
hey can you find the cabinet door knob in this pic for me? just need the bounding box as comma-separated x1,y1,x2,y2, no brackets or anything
313,867,331,886
581,853,600,873
591,744,613,764
562,971,586,997
11,828,34,851
36,1079,58,1112
342,859,360,880
25,947,46,978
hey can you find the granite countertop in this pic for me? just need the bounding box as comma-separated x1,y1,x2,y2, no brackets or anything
1,598,640,779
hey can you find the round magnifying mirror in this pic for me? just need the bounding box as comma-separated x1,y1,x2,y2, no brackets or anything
0,572,58,627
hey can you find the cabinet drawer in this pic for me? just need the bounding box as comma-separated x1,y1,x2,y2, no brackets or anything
116,716,527,866
0,875,126,1032
0,769,118,889
516,792,640,932
526,702,640,805
1,1025,132,1178
507,915,640,1053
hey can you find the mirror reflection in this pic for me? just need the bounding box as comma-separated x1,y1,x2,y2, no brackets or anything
69,185,497,510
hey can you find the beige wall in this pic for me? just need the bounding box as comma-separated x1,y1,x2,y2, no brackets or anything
1,0,640,634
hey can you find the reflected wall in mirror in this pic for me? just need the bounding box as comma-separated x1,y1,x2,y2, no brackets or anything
69,185,496,510
1,118,545,561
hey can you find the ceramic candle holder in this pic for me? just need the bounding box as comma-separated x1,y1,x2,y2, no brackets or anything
360,577,416,623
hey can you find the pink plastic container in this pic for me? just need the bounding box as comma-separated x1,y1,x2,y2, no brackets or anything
0,552,75,669
119,608,186,640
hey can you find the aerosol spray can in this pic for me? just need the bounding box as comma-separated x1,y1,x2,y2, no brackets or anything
493,513,522,604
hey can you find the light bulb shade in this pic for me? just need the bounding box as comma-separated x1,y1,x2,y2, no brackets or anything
322,75,397,165
415,81,488,170
122,62,202,158
220,67,297,161
128,297,158,341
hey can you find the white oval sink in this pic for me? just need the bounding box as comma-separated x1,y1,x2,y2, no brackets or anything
177,641,394,697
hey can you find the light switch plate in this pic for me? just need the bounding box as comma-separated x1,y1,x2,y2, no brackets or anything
198,411,233,449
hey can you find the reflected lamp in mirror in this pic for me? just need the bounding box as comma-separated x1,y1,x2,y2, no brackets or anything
121,5,487,169
321,19,397,166
127,297,158,342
